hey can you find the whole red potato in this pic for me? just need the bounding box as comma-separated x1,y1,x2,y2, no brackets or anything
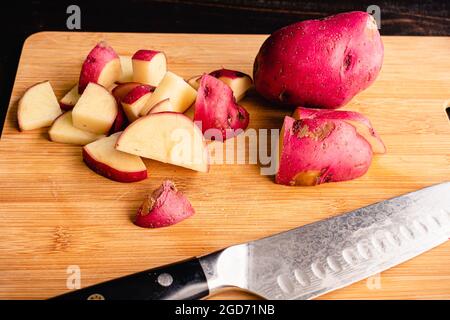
253,11,384,109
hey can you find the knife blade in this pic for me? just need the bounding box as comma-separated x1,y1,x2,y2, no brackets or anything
52,182,450,300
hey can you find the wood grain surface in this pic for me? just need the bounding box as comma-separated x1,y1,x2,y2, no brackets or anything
0,32,449,300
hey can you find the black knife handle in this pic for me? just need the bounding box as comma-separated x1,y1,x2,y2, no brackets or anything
50,257,209,300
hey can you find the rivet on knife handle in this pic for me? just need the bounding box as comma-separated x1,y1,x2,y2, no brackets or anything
51,258,209,300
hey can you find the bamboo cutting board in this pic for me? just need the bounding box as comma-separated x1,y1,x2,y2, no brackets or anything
0,32,449,300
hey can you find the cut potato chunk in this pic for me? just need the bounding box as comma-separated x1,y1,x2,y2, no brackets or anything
132,50,167,87
139,71,197,116
49,111,104,145
121,85,154,122
83,132,147,183
119,55,133,82
96,59,122,89
116,112,209,172
78,42,122,93
17,81,62,131
72,83,118,134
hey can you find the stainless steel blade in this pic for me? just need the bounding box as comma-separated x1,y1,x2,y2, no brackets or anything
199,182,450,299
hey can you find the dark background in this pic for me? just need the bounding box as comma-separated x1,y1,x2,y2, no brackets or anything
1,0,449,128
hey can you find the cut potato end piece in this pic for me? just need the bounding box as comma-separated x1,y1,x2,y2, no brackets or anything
83,132,147,182
49,111,104,145
78,42,121,93
276,116,373,186
194,74,250,140
59,84,80,110
132,50,167,87
97,59,122,89
17,81,62,131
72,83,118,134
116,112,209,173
135,180,195,228
140,71,197,116
119,56,133,82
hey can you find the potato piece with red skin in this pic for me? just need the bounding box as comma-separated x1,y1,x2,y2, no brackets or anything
83,132,147,183
209,68,252,101
254,11,383,109
78,42,122,94
140,71,197,116
59,84,80,111
135,180,195,228
121,84,155,122
116,112,209,173
132,50,167,87
108,82,146,134
194,74,249,141
111,82,142,102
112,83,154,127
118,56,133,82
292,107,386,154
276,116,372,186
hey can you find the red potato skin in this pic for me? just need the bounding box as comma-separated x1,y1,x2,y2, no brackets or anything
111,82,142,102
135,180,195,228
254,11,384,109
109,106,128,134
59,102,74,111
78,42,120,94
121,85,155,104
276,116,372,186
194,74,249,140
82,148,147,183
292,106,386,154
132,49,161,61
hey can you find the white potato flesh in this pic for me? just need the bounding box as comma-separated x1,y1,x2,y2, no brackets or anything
72,83,118,134
18,81,62,131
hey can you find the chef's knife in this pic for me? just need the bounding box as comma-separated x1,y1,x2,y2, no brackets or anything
52,182,450,300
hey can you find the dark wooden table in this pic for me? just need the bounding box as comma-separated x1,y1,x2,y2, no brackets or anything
1,0,449,129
